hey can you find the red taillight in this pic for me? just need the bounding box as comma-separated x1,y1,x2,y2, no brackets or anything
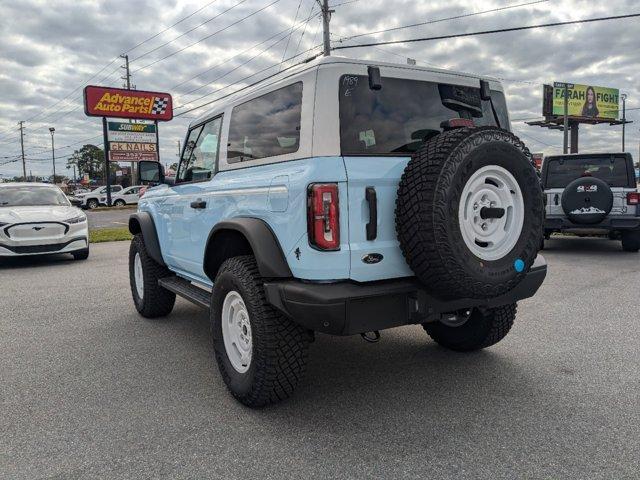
627,192,640,205
307,183,340,250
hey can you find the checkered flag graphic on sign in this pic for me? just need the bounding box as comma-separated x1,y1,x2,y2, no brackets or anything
151,97,169,115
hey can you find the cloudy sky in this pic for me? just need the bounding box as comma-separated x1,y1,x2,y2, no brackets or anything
0,0,638,178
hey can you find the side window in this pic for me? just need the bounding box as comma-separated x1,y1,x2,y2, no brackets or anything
227,82,302,163
177,116,223,183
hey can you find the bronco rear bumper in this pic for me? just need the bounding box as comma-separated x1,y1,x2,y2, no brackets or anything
264,255,547,336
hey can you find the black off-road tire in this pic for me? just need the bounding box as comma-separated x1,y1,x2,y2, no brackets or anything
129,234,176,318
72,247,89,260
423,303,517,352
621,230,640,252
211,255,311,408
396,127,543,299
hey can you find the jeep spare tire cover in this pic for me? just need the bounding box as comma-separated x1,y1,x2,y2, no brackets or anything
395,126,543,299
561,177,612,225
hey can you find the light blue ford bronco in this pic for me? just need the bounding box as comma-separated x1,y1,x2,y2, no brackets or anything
129,56,547,407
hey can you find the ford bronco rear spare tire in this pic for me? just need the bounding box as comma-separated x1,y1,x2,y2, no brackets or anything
561,177,613,225
396,127,543,299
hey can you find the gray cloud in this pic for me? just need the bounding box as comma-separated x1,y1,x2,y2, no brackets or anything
0,0,638,177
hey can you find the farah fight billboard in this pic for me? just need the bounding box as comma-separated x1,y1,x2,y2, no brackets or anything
543,82,619,120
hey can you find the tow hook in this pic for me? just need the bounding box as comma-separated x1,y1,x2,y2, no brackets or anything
361,331,381,343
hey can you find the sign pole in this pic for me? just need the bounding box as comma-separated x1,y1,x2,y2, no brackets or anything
155,120,160,177
563,84,569,155
102,116,112,207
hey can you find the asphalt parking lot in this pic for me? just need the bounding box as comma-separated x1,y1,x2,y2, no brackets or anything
1,237,639,479
86,207,134,230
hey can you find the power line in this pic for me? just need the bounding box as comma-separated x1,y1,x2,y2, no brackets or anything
280,0,305,69
335,0,551,42
124,0,221,54
333,13,640,50
130,0,248,63
171,13,320,94
132,0,282,73
175,18,318,102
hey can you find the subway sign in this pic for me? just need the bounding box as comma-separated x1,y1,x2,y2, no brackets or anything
84,86,173,121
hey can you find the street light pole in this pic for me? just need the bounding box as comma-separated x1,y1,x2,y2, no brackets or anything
621,93,627,152
563,84,569,155
49,127,56,184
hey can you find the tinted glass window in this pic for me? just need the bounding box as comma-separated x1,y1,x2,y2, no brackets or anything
178,116,222,183
227,82,302,163
545,156,631,188
339,75,509,155
0,186,69,207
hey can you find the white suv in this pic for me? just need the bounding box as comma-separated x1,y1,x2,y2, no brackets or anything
73,185,123,209
102,186,143,207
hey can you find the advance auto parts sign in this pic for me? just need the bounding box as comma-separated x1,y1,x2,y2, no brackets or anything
107,122,158,162
551,82,619,120
84,86,173,121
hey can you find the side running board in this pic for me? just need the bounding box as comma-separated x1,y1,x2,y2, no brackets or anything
158,276,211,309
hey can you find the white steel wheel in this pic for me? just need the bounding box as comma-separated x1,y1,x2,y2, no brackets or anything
134,252,144,299
458,165,524,261
221,290,252,373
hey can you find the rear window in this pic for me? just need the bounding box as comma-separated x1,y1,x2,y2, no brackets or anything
544,156,632,188
339,75,509,155
227,82,303,163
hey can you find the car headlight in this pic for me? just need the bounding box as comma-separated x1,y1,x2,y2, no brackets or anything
65,215,87,224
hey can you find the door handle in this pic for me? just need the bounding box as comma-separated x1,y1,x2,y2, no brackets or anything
365,186,377,240
190,199,207,209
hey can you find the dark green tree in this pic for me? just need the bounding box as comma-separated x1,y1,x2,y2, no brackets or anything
67,144,115,182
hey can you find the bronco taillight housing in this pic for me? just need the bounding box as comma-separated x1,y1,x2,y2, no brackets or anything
627,192,640,205
307,183,340,250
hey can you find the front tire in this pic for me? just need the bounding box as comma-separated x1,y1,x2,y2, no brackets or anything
129,234,176,318
211,255,311,407
72,247,89,260
423,303,517,352
621,230,640,252
86,199,99,209
114,199,126,207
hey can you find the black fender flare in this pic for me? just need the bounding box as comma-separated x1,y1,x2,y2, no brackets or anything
204,218,292,280
128,212,165,266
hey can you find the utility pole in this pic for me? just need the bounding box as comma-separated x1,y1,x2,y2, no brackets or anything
18,121,26,180
120,54,132,89
120,53,136,188
49,127,56,183
621,93,627,152
562,84,569,155
318,0,333,56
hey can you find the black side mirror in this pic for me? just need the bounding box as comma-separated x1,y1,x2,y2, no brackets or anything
368,66,382,90
138,161,165,184
479,79,491,101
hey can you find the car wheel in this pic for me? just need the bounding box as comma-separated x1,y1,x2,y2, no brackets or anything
129,234,176,318
211,255,312,407
621,230,640,252
114,199,126,207
87,199,99,209
395,127,544,299
72,247,89,260
423,303,517,352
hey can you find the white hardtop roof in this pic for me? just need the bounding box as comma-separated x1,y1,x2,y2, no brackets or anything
190,54,501,127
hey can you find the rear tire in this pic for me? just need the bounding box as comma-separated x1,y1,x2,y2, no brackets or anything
211,255,311,407
423,303,517,352
129,234,176,318
72,247,89,260
621,230,640,252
